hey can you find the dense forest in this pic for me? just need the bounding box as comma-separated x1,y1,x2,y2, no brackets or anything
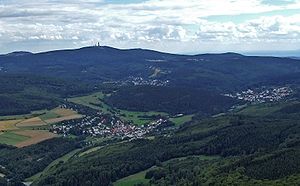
104,86,236,115
0,74,95,115
29,102,300,186
1,47,300,91
0,138,81,184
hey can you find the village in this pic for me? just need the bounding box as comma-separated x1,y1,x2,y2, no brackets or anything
104,76,169,86
126,76,170,86
50,103,172,139
224,86,293,103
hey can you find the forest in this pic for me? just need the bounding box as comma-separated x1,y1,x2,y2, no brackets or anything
104,86,236,115
0,74,95,116
29,101,300,186
0,138,81,184
0,47,299,186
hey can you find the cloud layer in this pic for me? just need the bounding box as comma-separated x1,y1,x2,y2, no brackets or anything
0,0,300,54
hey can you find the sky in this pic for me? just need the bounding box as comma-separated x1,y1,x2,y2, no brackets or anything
0,0,300,55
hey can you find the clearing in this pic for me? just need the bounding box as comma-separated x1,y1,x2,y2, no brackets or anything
113,155,219,186
114,168,152,186
169,114,194,126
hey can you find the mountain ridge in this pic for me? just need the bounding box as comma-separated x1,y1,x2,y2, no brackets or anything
0,46,257,58
0,45,300,93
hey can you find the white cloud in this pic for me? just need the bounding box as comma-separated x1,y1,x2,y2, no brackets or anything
0,0,299,53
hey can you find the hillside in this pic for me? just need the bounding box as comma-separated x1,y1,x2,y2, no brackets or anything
1,46,300,91
104,86,236,115
0,47,299,186
27,101,300,186
0,74,95,115
0,46,299,116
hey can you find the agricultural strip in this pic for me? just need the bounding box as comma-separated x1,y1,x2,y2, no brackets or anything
16,117,46,127
0,120,21,131
44,114,83,124
14,130,57,148
0,132,30,146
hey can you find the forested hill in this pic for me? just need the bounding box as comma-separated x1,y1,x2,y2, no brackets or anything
31,101,300,186
1,46,300,91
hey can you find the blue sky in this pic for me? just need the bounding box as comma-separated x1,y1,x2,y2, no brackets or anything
0,0,300,54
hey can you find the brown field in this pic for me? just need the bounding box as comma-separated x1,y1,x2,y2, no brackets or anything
16,117,47,127
53,108,78,116
45,114,83,124
14,130,57,148
0,120,21,131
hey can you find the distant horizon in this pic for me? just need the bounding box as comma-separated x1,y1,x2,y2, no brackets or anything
1,45,300,57
1,0,300,55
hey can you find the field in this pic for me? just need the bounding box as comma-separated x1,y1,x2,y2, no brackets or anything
78,146,104,157
169,114,194,126
114,168,151,186
44,114,82,124
14,130,57,148
114,155,219,186
0,107,82,147
69,92,167,126
118,110,168,126
69,92,108,111
69,92,192,126
0,132,30,146
0,120,21,131
113,155,219,186
16,117,46,127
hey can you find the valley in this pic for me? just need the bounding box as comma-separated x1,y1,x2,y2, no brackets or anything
1,0,300,185
0,46,299,186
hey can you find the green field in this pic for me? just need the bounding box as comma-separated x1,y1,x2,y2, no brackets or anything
118,110,168,126
114,169,151,186
26,148,81,182
0,132,30,145
39,111,60,120
78,146,104,157
69,92,109,111
68,92,169,126
69,92,194,126
169,114,194,126
114,155,218,186
0,107,79,147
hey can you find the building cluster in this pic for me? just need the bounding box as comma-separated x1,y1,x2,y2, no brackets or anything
224,87,293,103
50,105,172,139
127,77,169,86
105,76,169,87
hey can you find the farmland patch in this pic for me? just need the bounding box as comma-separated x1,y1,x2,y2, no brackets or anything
14,130,57,148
